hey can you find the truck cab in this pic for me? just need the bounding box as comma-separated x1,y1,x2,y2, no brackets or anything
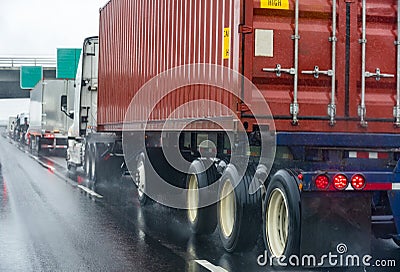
15,113,29,145
67,36,99,169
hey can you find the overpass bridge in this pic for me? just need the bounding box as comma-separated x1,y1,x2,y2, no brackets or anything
0,57,57,99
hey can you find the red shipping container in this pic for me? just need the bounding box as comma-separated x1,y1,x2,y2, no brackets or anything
98,0,400,134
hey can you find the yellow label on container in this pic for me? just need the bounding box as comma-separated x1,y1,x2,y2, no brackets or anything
260,0,289,10
223,28,230,60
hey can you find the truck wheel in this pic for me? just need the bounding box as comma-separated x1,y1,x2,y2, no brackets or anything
29,135,33,153
392,237,400,247
90,145,96,182
217,164,262,252
67,162,76,172
84,144,91,178
34,136,41,156
263,170,300,257
135,153,148,205
89,144,104,191
186,159,218,235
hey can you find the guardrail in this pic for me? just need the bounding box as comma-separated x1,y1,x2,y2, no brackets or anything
0,57,56,68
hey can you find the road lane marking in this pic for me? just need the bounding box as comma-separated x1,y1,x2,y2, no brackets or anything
27,152,103,199
195,260,228,272
77,185,104,199
29,155,56,172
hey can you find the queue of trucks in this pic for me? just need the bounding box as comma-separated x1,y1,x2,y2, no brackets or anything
7,113,29,144
6,0,400,263
7,79,74,156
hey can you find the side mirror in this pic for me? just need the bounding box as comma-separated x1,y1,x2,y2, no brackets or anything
61,95,68,112
61,95,74,119
68,110,75,119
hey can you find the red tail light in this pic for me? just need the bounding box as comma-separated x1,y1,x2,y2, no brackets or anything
333,174,348,190
351,174,366,190
297,174,304,181
44,134,55,139
315,175,330,190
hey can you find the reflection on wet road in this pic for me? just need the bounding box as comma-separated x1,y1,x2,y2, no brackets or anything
0,134,399,272
0,136,185,271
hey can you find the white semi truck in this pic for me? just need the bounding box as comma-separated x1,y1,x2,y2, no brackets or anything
28,79,74,156
64,37,99,173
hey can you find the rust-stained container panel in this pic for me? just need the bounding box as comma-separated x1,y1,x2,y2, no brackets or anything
98,0,240,132
98,0,399,134
249,0,398,133
357,0,397,119
252,1,333,118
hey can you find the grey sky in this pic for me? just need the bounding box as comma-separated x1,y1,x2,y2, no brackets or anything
0,0,108,56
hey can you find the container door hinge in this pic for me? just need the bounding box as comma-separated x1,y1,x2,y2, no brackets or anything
238,25,253,34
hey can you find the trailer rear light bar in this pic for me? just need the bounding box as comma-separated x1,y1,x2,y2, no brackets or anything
305,171,400,192
44,134,55,139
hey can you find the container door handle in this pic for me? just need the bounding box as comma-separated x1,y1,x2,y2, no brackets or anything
302,66,333,79
263,64,295,77
365,68,394,81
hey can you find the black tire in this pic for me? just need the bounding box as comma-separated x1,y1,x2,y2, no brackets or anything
34,136,41,156
392,237,400,247
263,170,301,258
90,144,97,182
84,144,91,179
186,159,219,235
217,163,262,252
67,162,76,172
135,153,149,206
89,144,104,191
29,135,33,154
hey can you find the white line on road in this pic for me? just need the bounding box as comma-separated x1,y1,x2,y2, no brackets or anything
29,155,56,172
26,152,104,199
77,185,104,199
195,260,228,272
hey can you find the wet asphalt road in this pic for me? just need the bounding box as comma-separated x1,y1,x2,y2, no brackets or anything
0,133,400,272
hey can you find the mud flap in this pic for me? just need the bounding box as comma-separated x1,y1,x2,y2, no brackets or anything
388,191,400,237
300,192,371,267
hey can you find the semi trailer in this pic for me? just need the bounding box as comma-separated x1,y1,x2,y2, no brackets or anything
28,79,74,155
66,0,400,261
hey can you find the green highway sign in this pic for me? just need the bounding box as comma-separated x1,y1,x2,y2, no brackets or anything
20,66,43,89
57,48,82,79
